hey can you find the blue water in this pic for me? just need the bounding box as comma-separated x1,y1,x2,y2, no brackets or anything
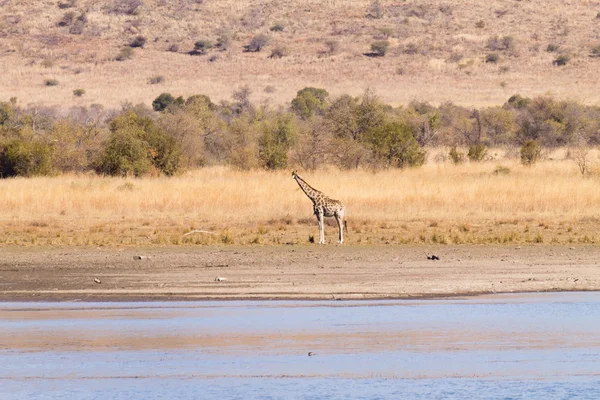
1,293,599,399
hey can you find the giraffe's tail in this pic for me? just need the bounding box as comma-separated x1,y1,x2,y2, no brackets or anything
344,219,348,233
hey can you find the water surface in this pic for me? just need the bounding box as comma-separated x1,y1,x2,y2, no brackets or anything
1,292,599,399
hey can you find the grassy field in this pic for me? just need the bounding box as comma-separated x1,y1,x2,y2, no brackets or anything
2,151,600,246
1,0,600,108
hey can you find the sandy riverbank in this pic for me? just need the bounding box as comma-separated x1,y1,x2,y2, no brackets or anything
1,245,598,301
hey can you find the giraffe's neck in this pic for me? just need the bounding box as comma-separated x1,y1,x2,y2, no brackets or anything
294,175,321,203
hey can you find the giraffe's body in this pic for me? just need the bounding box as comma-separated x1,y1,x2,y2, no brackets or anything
292,171,346,244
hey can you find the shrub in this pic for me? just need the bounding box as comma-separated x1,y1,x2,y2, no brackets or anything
0,139,53,177
97,110,182,176
365,122,426,168
152,92,184,112
291,87,329,119
58,0,76,9
553,54,570,66
485,53,499,63
110,0,143,15
73,88,85,97
591,44,600,58
367,0,384,19
467,143,487,162
448,147,465,164
370,40,390,56
269,45,289,58
487,35,516,52
192,39,213,55
129,35,146,48
45,79,59,86
520,140,541,165
403,42,419,55
245,34,271,52
505,94,531,109
115,47,134,61
215,29,232,51
378,27,394,38
58,11,75,27
546,43,559,52
493,165,510,175
97,128,151,177
258,114,296,170
270,21,285,32
167,44,179,52
324,40,340,55
475,20,485,28
68,14,87,34
148,75,164,84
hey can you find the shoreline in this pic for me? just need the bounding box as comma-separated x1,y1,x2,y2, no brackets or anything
1,245,599,302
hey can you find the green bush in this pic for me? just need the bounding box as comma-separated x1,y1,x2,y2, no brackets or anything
215,29,232,51
270,21,285,32
291,87,329,119
487,35,516,52
591,44,600,58
192,39,213,55
467,143,487,162
485,53,499,63
370,40,390,56
366,122,426,168
258,114,296,170
448,147,465,164
546,43,559,52
269,45,289,58
0,139,53,177
129,35,146,48
45,79,59,86
245,34,271,52
553,54,570,66
97,110,182,176
148,75,164,84
505,94,531,109
0,102,15,126
152,93,184,112
58,11,75,26
73,88,85,97
115,47,134,61
58,0,76,9
520,140,541,165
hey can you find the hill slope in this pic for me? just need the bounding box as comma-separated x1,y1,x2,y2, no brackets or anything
1,0,600,109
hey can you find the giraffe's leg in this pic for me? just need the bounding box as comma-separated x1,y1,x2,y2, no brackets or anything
316,211,325,244
336,214,344,244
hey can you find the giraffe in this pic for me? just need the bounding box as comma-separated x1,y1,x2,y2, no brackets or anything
292,170,346,244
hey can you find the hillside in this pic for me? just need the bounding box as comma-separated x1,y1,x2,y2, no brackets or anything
1,0,600,109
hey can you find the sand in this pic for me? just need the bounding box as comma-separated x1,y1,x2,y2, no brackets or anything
0,245,598,301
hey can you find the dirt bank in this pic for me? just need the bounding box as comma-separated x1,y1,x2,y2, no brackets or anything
0,245,598,301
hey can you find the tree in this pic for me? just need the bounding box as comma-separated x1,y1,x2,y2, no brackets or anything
291,87,329,119
152,93,184,112
245,34,271,52
258,114,296,170
365,122,426,168
97,110,182,176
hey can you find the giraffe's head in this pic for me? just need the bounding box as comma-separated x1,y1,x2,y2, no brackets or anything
292,170,298,179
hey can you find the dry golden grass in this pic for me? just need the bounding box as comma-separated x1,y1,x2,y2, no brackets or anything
3,153,600,246
1,0,600,108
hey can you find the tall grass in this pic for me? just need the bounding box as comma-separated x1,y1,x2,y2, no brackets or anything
2,159,600,246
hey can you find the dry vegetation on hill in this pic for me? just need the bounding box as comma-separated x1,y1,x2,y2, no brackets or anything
1,0,600,108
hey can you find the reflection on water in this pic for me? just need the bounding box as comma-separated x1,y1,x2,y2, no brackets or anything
1,292,599,399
